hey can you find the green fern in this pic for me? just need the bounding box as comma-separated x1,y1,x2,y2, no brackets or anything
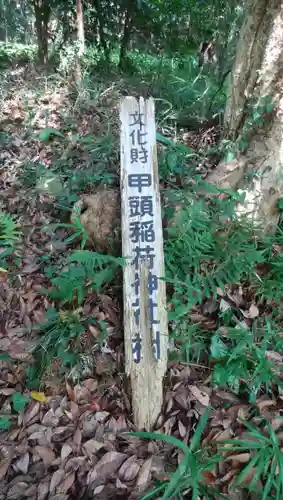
29,308,89,383
254,227,283,306
219,419,283,500
45,250,124,305
164,185,268,373
210,326,283,400
165,189,264,312
0,212,20,262
0,212,20,244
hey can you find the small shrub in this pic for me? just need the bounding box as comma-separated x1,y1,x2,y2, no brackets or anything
0,211,20,267
0,42,36,68
43,250,123,305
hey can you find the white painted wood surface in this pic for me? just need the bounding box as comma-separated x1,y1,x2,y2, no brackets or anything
120,97,168,430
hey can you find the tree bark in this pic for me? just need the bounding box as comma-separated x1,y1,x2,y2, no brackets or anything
74,0,85,84
224,0,283,233
0,27,6,42
119,8,133,69
76,0,85,57
33,0,50,63
93,0,110,59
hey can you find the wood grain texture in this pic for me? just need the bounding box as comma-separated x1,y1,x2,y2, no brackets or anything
120,97,168,430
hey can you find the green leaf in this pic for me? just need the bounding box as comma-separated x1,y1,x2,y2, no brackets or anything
0,415,12,430
38,128,65,142
266,103,275,113
262,455,277,500
129,431,190,453
0,353,11,361
235,451,261,486
189,406,210,452
167,152,179,170
156,132,193,154
141,483,166,500
162,454,190,499
156,132,175,146
12,392,30,413
64,232,82,244
219,439,263,450
210,334,228,359
225,151,236,162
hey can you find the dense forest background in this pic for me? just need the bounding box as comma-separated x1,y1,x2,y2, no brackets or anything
0,0,241,114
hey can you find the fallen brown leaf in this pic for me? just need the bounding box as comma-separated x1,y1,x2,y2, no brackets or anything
50,469,65,493
37,481,49,500
256,398,276,412
0,388,15,396
225,452,250,464
56,471,75,493
136,457,152,492
265,351,283,363
14,452,29,474
178,419,187,438
241,303,259,319
72,426,82,452
0,457,11,480
52,425,76,443
66,381,75,402
65,456,87,472
83,438,104,458
23,401,40,426
7,482,29,499
202,471,217,485
73,384,91,404
83,378,98,392
34,445,55,466
189,385,210,406
93,485,105,495
87,451,127,485
41,408,59,427
118,455,140,482
61,443,73,462
213,429,233,442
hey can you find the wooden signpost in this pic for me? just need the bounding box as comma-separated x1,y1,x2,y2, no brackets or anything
120,97,168,430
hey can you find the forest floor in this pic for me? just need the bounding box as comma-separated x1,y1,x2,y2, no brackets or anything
1,58,283,500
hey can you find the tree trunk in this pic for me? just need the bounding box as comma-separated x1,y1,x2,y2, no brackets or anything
33,0,50,63
0,27,6,42
119,8,133,69
76,0,85,57
224,0,283,233
74,0,85,83
93,0,110,59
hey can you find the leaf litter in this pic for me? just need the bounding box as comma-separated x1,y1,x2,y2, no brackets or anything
1,68,283,500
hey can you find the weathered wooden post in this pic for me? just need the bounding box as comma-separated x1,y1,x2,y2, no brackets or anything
120,97,168,430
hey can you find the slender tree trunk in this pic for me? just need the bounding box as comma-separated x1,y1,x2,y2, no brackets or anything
76,0,85,57
223,0,283,234
74,0,85,83
33,0,50,63
98,26,109,59
119,8,133,69
62,7,71,44
93,0,110,59
0,27,6,42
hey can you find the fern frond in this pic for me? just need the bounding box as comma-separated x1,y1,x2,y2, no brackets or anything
46,250,124,304
165,188,264,316
68,250,124,268
0,212,20,244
